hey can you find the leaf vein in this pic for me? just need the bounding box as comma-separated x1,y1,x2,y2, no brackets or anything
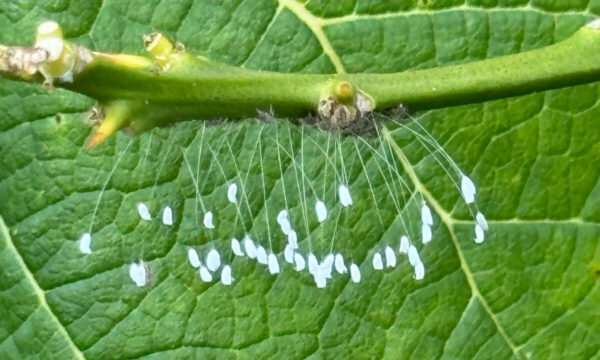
0,216,86,359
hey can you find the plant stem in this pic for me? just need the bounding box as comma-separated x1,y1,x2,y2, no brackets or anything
68,54,330,120
2,20,600,145
352,22,600,109
68,21,600,113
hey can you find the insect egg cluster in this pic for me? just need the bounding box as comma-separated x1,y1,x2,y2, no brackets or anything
76,122,488,290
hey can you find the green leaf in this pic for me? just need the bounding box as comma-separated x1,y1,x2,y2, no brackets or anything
1,1,599,359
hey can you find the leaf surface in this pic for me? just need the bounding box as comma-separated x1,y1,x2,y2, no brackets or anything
0,0,599,359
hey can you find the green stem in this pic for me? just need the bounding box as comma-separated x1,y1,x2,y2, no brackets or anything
68,54,329,120
352,21,600,109
2,19,600,146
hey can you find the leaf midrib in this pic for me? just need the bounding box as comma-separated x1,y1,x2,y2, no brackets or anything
320,5,596,26
278,0,346,73
382,127,523,359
